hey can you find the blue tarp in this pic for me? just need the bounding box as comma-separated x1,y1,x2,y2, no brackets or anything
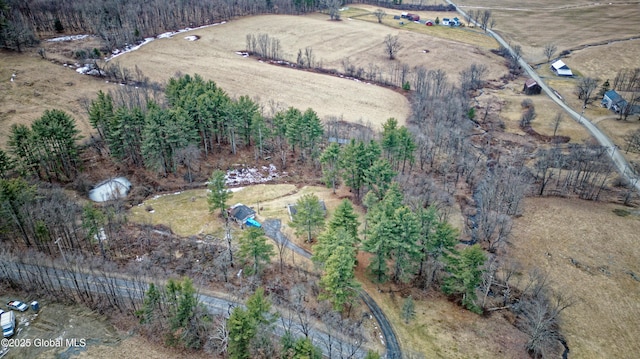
246,218,261,228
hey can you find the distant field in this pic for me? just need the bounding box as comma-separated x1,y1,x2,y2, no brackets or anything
512,197,640,358
113,12,506,129
453,0,640,65
0,50,111,148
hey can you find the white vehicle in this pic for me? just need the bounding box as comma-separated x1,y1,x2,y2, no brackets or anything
7,301,28,312
1,311,16,338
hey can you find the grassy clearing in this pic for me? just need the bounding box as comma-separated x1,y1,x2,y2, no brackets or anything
128,183,361,241
512,197,640,358
355,254,529,358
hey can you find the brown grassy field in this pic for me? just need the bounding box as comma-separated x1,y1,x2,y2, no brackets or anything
0,49,113,148
454,0,640,64
112,12,506,129
512,197,640,359
356,267,530,358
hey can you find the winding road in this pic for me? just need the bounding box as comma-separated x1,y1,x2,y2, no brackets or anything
447,0,640,192
263,219,402,359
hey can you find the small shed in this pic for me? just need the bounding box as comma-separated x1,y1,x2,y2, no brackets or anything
287,201,327,221
601,90,628,113
550,60,573,77
523,79,542,95
229,203,256,225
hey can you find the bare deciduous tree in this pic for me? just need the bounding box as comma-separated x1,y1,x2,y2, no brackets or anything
543,43,557,63
373,8,386,23
575,77,599,107
384,34,402,60
480,9,492,31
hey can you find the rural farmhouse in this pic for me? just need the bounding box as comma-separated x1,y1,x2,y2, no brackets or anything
228,203,258,227
601,90,640,115
601,90,627,113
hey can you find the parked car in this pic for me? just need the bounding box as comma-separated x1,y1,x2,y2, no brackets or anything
7,301,28,312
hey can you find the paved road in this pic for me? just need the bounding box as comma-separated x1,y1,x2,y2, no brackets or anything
446,0,640,192
263,219,402,359
0,262,366,358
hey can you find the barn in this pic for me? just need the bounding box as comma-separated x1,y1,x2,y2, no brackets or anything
523,79,542,95
550,60,573,77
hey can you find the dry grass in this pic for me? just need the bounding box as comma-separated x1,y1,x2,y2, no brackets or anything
490,79,592,143
0,49,112,148
346,5,500,50
127,183,360,242
512,197,640,358
452,1,640,150
454,0,640,63
355,255,529,358
113,14,411,129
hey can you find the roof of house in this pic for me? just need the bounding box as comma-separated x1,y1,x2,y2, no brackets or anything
604,90,624,102
230,204,256,222
525,79,540,88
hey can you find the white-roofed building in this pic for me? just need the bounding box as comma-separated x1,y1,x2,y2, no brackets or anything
550,60,573,76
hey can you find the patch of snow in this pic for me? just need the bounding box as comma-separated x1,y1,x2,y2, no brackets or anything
229,187,245,192
47,34,90,42
94,227,107,242
105,21,226,61
149,210,155,214
224,164,284,186
107,37,155,61
235,51,249,57
184,35,199,41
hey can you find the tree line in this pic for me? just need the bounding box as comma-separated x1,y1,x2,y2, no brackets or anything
0,0,321,52
85,74,324,178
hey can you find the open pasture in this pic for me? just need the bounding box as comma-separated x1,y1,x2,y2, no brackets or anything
512,197,640,358
0,49,111,148
453,0,640,65
114,12,506,128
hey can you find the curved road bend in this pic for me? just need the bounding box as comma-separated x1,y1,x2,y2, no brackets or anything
263,219,402,359
446,0,640,192
0,263,366,358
